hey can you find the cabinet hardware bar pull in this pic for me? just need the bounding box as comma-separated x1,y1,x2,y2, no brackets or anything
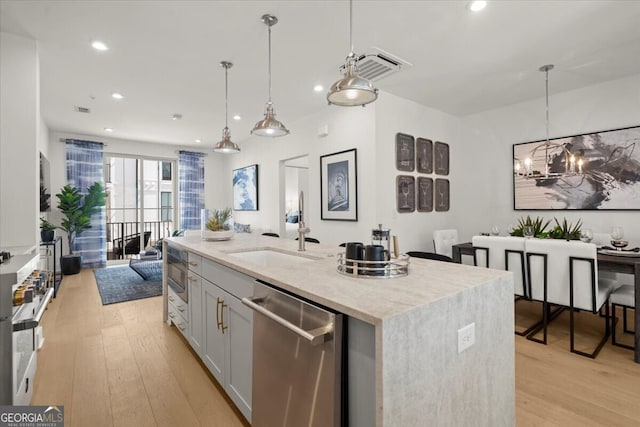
241,296,333,345
220,301,228,334
177,306,185,312
216,297,223,330
168,295,175,302
168,312,175,318
188,261,198,267
188,276,197,282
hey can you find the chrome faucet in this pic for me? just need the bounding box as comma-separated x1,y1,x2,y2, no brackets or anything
297,190,310,251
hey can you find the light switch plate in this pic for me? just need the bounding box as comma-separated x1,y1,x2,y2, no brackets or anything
458,322,475,353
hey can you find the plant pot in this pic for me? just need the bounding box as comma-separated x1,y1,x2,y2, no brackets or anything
41,230,55,242
61,254,82,275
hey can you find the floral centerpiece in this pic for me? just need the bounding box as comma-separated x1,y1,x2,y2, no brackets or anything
202,207,234,241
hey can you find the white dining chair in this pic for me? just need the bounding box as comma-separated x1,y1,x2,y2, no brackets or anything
610,284,635,350
433,229,458,259
525,238,617,358
472,235,527,297
473,235,534,336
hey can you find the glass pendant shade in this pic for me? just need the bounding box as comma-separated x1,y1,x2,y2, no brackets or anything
327,53,378,106
252,102,290,137
213,126,239,153
252,14,289,137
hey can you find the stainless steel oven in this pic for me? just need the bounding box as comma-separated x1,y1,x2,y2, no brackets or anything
166,245,188,303
1,254,53,405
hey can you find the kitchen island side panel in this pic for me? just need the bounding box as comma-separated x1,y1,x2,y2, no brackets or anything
379,273,515,427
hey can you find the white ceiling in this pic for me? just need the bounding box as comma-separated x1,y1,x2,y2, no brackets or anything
2,1,640,148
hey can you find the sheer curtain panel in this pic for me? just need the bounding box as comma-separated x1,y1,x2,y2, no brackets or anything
179,150,205,230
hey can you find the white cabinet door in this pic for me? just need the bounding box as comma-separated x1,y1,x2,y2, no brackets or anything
187,274,203,355
202,278,225,384
225,294,253,422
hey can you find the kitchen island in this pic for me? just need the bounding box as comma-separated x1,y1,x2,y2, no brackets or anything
164,234,514,426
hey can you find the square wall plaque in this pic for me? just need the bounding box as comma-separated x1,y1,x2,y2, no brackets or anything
395,133,415,172
416,138,433,174
435,178,450,212
434,141,449,175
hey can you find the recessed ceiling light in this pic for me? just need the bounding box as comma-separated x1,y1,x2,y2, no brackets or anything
104,127,113,132
233,115,241,121
313,84,324,92
111,92,124,100
468,1,487,12
92,40,109,51
195,139,202,143
172,113,182,121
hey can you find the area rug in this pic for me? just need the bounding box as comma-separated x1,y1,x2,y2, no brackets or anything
93,264,162,305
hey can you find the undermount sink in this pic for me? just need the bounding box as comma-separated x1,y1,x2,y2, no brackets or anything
227,248,320,267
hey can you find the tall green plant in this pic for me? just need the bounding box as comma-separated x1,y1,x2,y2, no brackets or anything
510,215,550,238
548,217,582,240
56,183,107,255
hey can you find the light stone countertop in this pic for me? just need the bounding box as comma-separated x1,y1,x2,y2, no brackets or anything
167,233,511,326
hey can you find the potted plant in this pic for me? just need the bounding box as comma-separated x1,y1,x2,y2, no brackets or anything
40,218,56,242
56,182,107,275
547,217,582,240
510,215,551,238
203,207,234,241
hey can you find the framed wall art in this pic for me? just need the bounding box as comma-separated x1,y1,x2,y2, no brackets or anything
434,141,449,175
435,178,450,212
395,133,415,172
320,148,358,221
513,125,640,210
233,164,259,211
417,177,433,212
396,175,415,213
416,138,433,174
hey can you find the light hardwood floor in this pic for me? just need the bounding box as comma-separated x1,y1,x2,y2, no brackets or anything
32,269,640,426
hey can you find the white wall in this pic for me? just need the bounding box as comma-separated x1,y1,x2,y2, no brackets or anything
459,73,640,244
226,105,376,246
375,92,462,253
0,32,39,249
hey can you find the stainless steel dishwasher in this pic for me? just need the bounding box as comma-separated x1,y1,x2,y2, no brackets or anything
242,280,344,427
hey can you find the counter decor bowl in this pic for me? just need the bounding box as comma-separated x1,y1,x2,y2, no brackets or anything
202,229,234,241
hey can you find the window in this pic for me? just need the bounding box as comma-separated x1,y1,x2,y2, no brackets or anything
162,162,172,181
161,191,172,222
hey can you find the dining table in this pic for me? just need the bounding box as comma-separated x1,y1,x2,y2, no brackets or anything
452,241,640,363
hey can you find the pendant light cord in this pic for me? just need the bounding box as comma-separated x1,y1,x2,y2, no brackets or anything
545,67,549,143
349,0,354,54
224,65,229,129
268,24,272,103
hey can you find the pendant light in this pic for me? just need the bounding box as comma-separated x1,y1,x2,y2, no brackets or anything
214,61,240,153
251,14,290,137
520,64,582,179
327,0,378,107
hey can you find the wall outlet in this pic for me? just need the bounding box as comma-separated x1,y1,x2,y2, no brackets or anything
457,322,475,353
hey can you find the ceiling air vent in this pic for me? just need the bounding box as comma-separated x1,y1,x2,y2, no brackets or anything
339,47,412,82
75,106,91,114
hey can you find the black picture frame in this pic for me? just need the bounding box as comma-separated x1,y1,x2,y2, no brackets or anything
417,177,433,212
434,141,449,175
416,138,433,174
396,175,415,213
320,149,358,221
395,133,415,172
233,164,259,211
435,178,450,212
513,125,640,210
